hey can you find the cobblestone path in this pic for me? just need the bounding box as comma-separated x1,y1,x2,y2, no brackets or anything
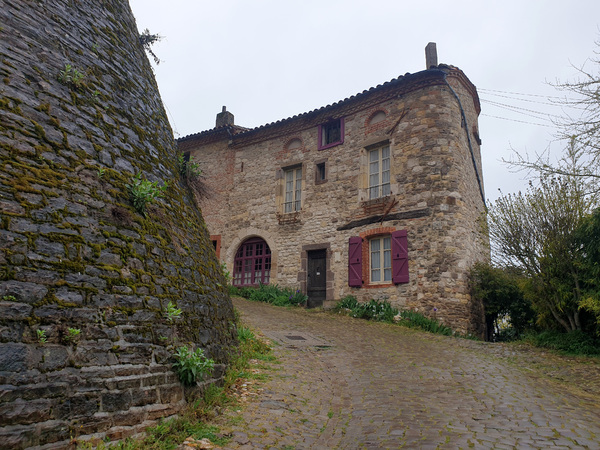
214,299,600,449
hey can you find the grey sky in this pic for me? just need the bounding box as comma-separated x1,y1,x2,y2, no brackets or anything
129,0,600,202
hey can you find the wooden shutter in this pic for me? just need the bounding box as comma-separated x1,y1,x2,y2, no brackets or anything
348,236,363,287
391,230,409,284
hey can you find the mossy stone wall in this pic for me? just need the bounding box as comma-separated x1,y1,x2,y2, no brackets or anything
0,1,236,447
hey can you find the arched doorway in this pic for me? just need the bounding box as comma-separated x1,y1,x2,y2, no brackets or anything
232,237,272,286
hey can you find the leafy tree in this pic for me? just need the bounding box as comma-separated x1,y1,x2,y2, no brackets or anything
573,208,600,332
470,262,535,341
488,172,597,332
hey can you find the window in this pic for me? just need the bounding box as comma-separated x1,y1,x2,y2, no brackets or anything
318,118,344,150
284,167,302,213
370,236,392,283
316,162,326,184
369,145,391,199
233,237,271,286
348,230,408,287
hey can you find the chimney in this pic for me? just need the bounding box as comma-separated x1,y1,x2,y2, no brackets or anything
216,106,234,127
425,42,438,69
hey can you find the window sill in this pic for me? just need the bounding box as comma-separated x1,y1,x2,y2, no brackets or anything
277,211,301,224
318,140,343,151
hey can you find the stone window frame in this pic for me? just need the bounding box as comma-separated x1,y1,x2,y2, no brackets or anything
368,143,391,200
315,158,328,185
358,139,395,204
318,118,344,150
276,162,305,218
283,165,303,213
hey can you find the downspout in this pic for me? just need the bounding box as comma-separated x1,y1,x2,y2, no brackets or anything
442,72,486,208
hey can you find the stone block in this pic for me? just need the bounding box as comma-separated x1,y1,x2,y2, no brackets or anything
0,302,33,321
112,407,147,427
0,398,54,425
54,394,99,420
0,343,40,372
0,281,48,304
158,384,184,404
101,391,132,413
39,346,69,372
130,387,158,407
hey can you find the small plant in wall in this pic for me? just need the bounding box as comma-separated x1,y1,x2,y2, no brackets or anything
172,346,215,386
62,327,81,344
126,173,168,217
164,301,182,323
139,28,163,65
37,329,47,344
57,63,86,89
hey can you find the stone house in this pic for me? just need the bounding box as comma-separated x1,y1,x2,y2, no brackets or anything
178,44,489,335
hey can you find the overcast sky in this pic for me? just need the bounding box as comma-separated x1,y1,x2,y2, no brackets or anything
129,0,600,203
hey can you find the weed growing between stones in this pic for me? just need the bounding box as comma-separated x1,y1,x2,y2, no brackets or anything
126,172,168,216
62,327,81,344
57,64,85,89
164,300,182,323
36,329,47,344
139,28,163,65
172,346,215,386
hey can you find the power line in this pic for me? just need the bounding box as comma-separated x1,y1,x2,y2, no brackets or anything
480,98,562,120
480,113,554,128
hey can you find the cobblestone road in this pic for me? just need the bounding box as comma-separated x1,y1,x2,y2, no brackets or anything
213,299,600,449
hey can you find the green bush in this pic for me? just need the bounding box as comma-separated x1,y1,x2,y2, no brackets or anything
524,330,600,356
396,310,453,336
335,297,456,336
246,283,307,307
334,296,398,323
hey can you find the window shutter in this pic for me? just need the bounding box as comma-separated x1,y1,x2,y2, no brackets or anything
391,230,409,284
348,236,363,287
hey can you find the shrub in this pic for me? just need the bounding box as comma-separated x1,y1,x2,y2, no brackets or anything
248,283,307,307
396,310,453,336
334,297,398,323
524,330,600,356
172,346,215,386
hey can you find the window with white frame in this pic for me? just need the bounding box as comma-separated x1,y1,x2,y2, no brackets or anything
370,236,392,283
368,145,391,199
284,166,302,213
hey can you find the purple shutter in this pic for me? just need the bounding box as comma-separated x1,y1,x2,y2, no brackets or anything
391,230,409,284
348,236,363,287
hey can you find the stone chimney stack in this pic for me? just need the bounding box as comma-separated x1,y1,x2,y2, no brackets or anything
425,42,438,69
216,106,234,127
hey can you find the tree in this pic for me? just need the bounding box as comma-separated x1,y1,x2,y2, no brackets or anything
488,172,597,332
573,208,600,333
470,262,535,341
505,41,600,192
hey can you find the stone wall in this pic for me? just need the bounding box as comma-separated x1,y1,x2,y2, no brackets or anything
180,67,489,336
0,1,236,448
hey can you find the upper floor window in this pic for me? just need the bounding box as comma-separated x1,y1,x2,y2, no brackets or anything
315,161,327,184
318,118,344,150
284,166,302,213
369,145,391,199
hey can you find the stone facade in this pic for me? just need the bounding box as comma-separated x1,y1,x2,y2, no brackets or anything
0,1,235,448
180,53,489,335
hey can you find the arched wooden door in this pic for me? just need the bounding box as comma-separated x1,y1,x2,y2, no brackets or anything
232,237,272,286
